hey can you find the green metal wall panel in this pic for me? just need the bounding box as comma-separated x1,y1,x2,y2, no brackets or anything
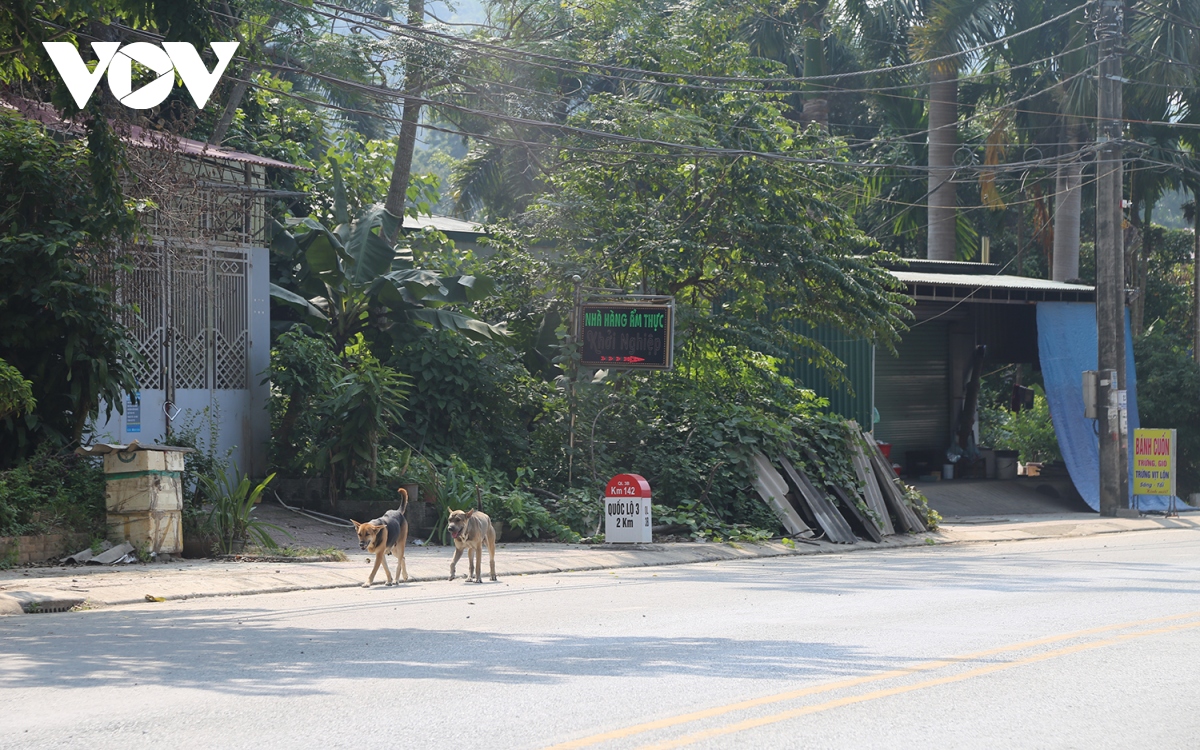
785,322,874,427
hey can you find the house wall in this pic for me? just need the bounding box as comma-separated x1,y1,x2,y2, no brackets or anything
91,245,270,477
90,155,273,477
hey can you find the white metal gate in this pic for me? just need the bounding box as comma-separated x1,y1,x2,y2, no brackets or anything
116,244,249,394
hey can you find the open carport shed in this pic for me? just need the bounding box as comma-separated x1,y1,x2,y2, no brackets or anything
878,262,1094,476
790,260,1095,477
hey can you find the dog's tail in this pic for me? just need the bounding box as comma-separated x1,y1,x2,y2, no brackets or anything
397,487,409,514
475,484,483,511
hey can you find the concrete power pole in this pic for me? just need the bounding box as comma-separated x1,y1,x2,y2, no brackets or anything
1095,0,1130,517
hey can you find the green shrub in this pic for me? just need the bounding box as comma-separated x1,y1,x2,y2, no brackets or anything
0,357,34,420
200,469,286,554
1135,326,1200,495
980,384,1062,465
0,110,140,465
653,499,774,542
268,331,410,506
0,446,105,537
389,330,550,475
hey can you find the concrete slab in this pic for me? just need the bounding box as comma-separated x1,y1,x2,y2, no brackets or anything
919,477,1092,519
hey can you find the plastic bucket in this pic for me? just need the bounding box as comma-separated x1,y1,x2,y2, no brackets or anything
942,463,955,480
995,450,1019,480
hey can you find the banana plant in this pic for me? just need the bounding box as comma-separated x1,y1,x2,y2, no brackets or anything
270,162,506,353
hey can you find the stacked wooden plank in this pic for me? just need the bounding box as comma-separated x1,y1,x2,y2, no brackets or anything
801,447,884,543
750,453,814,538
861,431,928,532
748,425,930,544
776,456,857,544
847,435,895,536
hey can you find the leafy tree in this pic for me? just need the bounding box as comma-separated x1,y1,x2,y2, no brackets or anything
268,163,506,355
268,328,344,465
1141,228,1196,339
0,0,211,85
530,93,910,374
0,110,140,465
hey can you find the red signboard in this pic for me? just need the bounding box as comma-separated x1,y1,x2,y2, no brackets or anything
605,474,651,499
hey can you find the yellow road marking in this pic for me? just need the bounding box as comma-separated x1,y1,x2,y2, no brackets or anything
639,617,1200,749
545,610,1200,750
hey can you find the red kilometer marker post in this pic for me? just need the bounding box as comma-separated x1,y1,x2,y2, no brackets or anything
604,473,652,543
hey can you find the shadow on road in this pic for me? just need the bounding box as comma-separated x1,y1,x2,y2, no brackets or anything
4,536,1198,698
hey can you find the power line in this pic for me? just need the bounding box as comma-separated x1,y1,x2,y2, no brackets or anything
236,73,1137,231
250,0,1103,101
252,54,1102,172
297,0,1097,86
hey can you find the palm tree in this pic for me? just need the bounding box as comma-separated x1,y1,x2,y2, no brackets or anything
843,0,1002,260
1049,2,1093,281
1122,0,1200,331
910,0,1004,261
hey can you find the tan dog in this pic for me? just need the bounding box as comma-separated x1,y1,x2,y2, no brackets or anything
447,508,496,583
351,488,410,587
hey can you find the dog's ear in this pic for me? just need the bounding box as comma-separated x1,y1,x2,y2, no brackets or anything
464,508,475,518
351,519,361,529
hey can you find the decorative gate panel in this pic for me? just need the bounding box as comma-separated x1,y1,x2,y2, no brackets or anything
171,250,210,390
214,251,249,389
118,246,167,390
110,245,250,392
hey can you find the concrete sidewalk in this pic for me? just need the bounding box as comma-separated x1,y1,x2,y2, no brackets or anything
2,512,1198,613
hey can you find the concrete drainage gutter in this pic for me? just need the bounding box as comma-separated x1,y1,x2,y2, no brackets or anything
0,592,86,615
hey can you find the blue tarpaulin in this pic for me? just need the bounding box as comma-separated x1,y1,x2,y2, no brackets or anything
1037,301,1174,512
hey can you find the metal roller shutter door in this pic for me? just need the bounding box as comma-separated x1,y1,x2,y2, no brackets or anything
873,322,950,467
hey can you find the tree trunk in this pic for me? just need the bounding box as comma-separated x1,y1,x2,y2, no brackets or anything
383,0,426,233
210,78,250,146
1052,119,1084,281
927,64,958,260
275,388,307,453
1015,192,1024,275
1194,201,1200,362
209,11,282,146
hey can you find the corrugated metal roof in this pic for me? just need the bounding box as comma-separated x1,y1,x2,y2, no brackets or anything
891,270,1094,292
881,258,1004,275
402,215,485,235
130,128,309,170
3,96,309,171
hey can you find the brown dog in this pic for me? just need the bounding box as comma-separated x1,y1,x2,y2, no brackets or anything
447,508,496,583
351,488,410,587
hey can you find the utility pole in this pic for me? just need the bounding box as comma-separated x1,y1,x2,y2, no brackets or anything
1095,0,1130,517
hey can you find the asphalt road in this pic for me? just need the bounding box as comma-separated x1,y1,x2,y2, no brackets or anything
3,529,1200,749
